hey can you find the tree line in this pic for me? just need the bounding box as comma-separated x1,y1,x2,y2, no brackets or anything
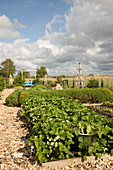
0,58,47,78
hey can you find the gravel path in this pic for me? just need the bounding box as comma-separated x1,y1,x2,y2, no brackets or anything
0,89,40,169
0,89,113,169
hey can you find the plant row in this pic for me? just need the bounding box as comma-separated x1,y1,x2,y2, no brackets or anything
20,95,113,163
5,87,113,107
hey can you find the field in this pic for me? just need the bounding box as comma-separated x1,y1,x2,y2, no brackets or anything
41,75,113,90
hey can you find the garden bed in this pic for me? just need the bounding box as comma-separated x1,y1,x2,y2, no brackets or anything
87,104,113,119
20,95,113,163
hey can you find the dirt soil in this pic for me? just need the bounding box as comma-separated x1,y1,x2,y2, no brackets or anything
0,89,113,169
87,105,113,119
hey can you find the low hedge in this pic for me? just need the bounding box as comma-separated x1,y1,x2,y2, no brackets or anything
5,87,113,107
68,88,113,103
0,76,4,91
5,89,23,106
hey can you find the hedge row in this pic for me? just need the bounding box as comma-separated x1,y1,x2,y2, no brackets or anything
0,76,4,91
5,87,113,107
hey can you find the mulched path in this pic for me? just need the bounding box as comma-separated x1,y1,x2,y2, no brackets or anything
0,89,113,169
0,89,40,169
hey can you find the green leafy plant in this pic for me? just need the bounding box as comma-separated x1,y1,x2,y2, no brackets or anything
0,76,4,91
103,108,113,113
87,79,99,88
20,94,113,163
5,89,23,106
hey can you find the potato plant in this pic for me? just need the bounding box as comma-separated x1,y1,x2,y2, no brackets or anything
20,95,113,163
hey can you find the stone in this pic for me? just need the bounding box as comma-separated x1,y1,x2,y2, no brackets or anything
12,152,23,158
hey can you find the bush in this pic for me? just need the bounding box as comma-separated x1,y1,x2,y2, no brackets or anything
36,85,46,89
69,88,113,103
102,88,113,95
87,79,99,88
19,91,30,105
5,89,22,106
6,84,14,89
5,87,113,107
13,86,24,89
47,80,56,87
0,76,4,91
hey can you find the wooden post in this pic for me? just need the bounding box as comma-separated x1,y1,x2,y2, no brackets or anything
21,70,23,81
35,71,36,80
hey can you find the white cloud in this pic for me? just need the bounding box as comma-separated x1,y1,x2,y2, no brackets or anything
14,19,26,29
45,15,63,33
0,15,25,39
0,0,113,76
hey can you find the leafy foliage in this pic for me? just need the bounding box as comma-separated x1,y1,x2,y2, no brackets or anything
87,79,99,88
0,59,16,78
20,95,113,163
57,75,66,83
0,76,4,91
37,66,47,78
5,87,113,107
13,70,30,86
5,89,23,106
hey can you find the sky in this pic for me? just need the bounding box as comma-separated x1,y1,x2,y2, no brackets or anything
0,0,113,76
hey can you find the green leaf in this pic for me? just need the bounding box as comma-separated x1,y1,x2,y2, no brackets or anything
51,157,55,161
84,138,90,146
95,153,102,159
111,149,113,154
97,131,102,138
38,153,47,163
75,128,79,136
59,152,65,159
78,136,83,143
88,146,94,154
86,125,91,134
66,154,70,159
50,130,55,135
83,155,87,161
43,149,49,154
78,151,82,156
101,138,107,146
78,143,83,149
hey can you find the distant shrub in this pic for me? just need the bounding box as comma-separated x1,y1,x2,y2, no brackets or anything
36,85,46,89
5,89,22,106
69,88,113,103
13,86,23,89
87,79,99,88
6,84,14,89
0,76,4,91
102,88,113,95
19,91,30,105
47,80,56,87
5,87,113,107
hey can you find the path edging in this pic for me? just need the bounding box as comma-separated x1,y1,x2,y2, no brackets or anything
41,154,113,168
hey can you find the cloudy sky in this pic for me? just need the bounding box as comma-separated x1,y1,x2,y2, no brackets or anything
0,0,113,76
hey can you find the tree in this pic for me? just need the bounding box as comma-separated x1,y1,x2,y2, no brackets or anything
89,74,94,77
87,79,99,88
57,75,66,83
37,66,47,78
0,59,16,78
